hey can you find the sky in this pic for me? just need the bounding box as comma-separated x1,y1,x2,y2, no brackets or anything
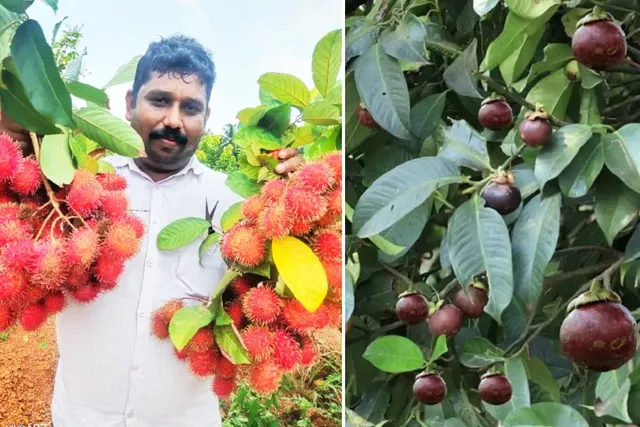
28,0,343,134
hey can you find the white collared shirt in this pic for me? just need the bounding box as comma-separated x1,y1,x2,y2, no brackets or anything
51,154,242,427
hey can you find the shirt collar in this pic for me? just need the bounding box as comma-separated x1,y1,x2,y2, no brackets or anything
108,154,207,177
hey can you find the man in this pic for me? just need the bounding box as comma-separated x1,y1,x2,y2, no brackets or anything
1,35,303,426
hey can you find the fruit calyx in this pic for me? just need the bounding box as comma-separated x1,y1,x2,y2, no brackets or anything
576,6,615,28
567,282,621,314
428,299,444,318
481,93,507,106
524,104,550,122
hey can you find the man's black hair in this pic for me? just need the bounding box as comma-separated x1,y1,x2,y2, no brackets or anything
131,34,216,106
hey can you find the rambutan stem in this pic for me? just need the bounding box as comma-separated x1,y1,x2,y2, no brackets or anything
50,214,64,240
35,209,55,241
60,204,89,228
208,269,241,305
32,200,52,215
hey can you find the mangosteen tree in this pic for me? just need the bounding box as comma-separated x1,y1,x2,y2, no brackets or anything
344,0,640,426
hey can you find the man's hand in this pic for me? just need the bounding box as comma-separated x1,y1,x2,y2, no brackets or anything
275,147,304,175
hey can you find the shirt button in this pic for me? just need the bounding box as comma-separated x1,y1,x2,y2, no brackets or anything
139,311,145,317
127,410,135,418
147,259,153,267
152,218,158,224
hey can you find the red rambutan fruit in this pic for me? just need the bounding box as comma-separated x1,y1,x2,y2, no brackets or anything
113,213,145,239
0,219,31,247
283,188,327,222
217,355,237,379
260,179,286,203
212,376,237,399
311,232,341,263
314,211,339,229
188,348,219,377
323,301,342,329
321,151,342,185
97,173,128,191
0,202,20,220
1,239,34,272
273,329,303,372
326,187,341,216
0,272,27,303
290,217,313,236
44,291,66,314
174,346,189,361
18,303,48,331
0,304,12,331
249,359,282,395
0,193,16,204
291,161,336,193
29,240,67,290
10,157,41,196
103,221,140,260
220,224,266,268
241,325,275,362
282,299,319,335
226,300,245,330
241,196,264,222
71,283,100,304
64,267,90,290
151,299,184,340
23,286,47,305
242,286,280,324
300,339,318,366
0,134,21,182
257,201,293,240
187,327,214,353
65,227,99,268
322,260,342,300
101,190,129,218
66,170,104,217
231,276,252,297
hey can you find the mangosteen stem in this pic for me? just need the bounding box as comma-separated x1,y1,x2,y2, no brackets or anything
380,261,415,289
462,145,526,195
438,277,459,300
433,190,455,210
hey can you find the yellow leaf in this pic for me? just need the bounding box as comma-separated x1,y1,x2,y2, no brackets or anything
288,124,315,148
271,236,328,312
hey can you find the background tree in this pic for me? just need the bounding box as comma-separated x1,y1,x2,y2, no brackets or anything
344,0,640,426
195,131,239,174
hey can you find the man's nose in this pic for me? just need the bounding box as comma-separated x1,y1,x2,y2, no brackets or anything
163,104,182,129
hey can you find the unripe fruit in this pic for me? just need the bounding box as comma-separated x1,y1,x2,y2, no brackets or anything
453,285,488,318
565,59,580,81
355,102,380,128
413,372,446,405
481,181,521,215
560,291,637,372
395,292,429,324
572,17,627,70
428,304,463,337
519,117,553,147
479,373,513,405
478,98,513,131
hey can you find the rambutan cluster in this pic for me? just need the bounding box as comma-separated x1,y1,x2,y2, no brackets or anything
151,149,343,401
0,133,144,333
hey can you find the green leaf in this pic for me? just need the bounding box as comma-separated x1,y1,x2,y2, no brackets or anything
380,13,429,64
103,55,141,89
595,171,640,246
258,72,310,109
505,0,560,19
11,19,74,128
624,226,640,263
157,217,211,250
474,0,500,16
459,337,505,368
499,26,544,86
221,202,243,232
40,133,75,187
523,68,575,120
258,103,291,137
233,125,281,150
42,0,56,11
512,44,573,92
534,124,592,187
225,171,261,198
603,124,640,194
558,134,604,198
594,365,633,423
363,335,426,373
578,62,604,89
354,43,412,140
74,107,145,157
429,335,448,363
562,8,590,37
523,356,561,402
62,46,85,83
345,270,355,321
511,193,561,306
423,22,463,59
447,196,513,322
0,0,32,13
345,20,377,62
168,305,214,351
439,119,491,171
66,81,109,107
198,233,219,266
484,357,531,421
578,87,601,126
312,29,342,97
0,5,22,39
0,69,60,135
443,38,482,99
325,81,342,106
237,106,268,126
215,299,233,326
353,156,464,238
302,100,341,126
361,146,413,187
481,8,559,72
214,324,251,364
410,91,447,141
512,163,539,199
503,402,588,426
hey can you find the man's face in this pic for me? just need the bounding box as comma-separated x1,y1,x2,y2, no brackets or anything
125,71,210,171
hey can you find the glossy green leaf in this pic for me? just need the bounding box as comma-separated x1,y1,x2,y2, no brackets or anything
578,87,601,126
443,38,482,99
524,357,561,402
302,100,341,126
345,269,355,322
523,68,575,120
312,29,342,97
258,72,310,109
345,20,377,63
503,402,588,426
363,335,426,373
225,171,261,198
42,0,56,11
595,171,640,246
257,103,291,137
439,119,491,171
63,46,86,83
103,54,141,89
410,91,447,141
157,218,211,250
11,19,74,128
594,365,633,423
500,26,544,86
40,133,75,187
66,81,109,107
380,13,429,64
423,22,463,58
512,44,573,92
214,324,251,364
198,233,219,265
561,7,590,37
459,337,505,368
603,124,640,194
484,358,531,421
447,196,513,322
233,125,281,150
73,107,146,157
376,200,430,260
353,156,464,238
429,335,448,363
534,124,592,187
511,193,561,306
625,226,640,263
505,0,561,19
221,202,243,232
361,145,413,187
0,0,32,13
512,163,539,199
169,305,214,352
558,134,604,198
354,43,412,140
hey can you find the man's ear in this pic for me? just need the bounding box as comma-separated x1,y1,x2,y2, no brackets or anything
125,89,134,121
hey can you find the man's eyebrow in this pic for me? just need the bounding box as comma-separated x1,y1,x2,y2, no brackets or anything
145,90,204,108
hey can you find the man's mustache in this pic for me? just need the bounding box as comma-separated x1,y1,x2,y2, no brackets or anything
149,128,188,145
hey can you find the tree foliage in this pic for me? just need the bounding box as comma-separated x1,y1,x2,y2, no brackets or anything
345,1,640,426
195,132,239,175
